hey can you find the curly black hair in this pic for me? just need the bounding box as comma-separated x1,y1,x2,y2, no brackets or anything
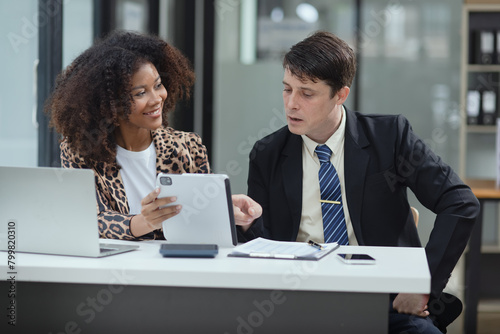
45,30,195,164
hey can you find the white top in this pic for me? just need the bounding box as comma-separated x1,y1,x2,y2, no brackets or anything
116,142,157,214
0,240,430,294
298,107,358,245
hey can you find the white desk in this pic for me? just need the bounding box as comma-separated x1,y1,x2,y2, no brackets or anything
1,240,430,333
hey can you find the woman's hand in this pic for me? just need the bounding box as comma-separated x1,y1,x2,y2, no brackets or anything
130,188,181,237
231,194,262,232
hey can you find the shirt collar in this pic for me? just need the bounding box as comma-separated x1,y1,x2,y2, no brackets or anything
302,106,346,160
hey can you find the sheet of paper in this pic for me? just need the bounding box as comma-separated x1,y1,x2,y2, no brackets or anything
229,237,338,259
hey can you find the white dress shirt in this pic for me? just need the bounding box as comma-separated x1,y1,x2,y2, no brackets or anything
296,107,358,245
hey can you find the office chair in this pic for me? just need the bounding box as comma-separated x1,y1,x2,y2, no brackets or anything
410,207,463,334
411,207,419,228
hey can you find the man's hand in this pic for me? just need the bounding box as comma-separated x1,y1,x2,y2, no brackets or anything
393,293,430,317
231,194,262,232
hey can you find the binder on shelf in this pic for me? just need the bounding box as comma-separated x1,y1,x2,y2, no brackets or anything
467,90,481,125
474,30,495,64
482,90,497,125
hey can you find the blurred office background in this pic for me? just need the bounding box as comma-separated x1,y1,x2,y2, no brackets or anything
0,1,498,332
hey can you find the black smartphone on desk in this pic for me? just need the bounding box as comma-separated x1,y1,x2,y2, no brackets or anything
160,244,219,258
337,253,376,265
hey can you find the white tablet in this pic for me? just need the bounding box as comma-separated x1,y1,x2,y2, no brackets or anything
156,173,238,247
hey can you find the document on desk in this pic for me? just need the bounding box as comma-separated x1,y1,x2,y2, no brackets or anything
228,237,339,260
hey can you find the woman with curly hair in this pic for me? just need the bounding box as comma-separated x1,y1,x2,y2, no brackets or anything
45,30,261,240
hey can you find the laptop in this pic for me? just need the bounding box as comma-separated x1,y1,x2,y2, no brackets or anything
0,166,139,257
156,173,238,247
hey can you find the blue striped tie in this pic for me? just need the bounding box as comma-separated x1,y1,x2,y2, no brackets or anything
315,145,348,245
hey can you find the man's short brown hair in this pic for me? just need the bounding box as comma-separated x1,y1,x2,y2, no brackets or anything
283,31,357,97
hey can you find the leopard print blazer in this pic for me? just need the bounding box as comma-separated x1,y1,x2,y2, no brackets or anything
60,127,211,240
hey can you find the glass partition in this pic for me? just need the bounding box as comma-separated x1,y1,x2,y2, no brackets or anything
0,1,39,167
0,0,93,168
359,0,462,168
358,0,462,245
213,0,463,254
213,0,356,194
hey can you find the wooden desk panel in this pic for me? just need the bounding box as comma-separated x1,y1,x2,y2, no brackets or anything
466,179,500,199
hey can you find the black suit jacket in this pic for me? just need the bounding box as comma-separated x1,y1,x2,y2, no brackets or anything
242,108,479,298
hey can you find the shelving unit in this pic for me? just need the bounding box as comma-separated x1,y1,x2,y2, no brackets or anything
460,4,500,179
461,4,500,241
466,125,497,133
460,3,500,333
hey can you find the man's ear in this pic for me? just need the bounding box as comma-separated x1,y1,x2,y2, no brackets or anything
335,86,350,105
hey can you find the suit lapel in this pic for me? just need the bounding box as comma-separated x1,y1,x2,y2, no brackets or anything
281,133,303,239
344,108,370,245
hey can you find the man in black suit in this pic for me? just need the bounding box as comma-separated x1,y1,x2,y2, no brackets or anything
239,31,480,333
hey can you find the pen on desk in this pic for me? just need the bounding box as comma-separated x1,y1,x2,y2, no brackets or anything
319,200,341,204
249,252,296,259
249,252,272,258
308,240,324,250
